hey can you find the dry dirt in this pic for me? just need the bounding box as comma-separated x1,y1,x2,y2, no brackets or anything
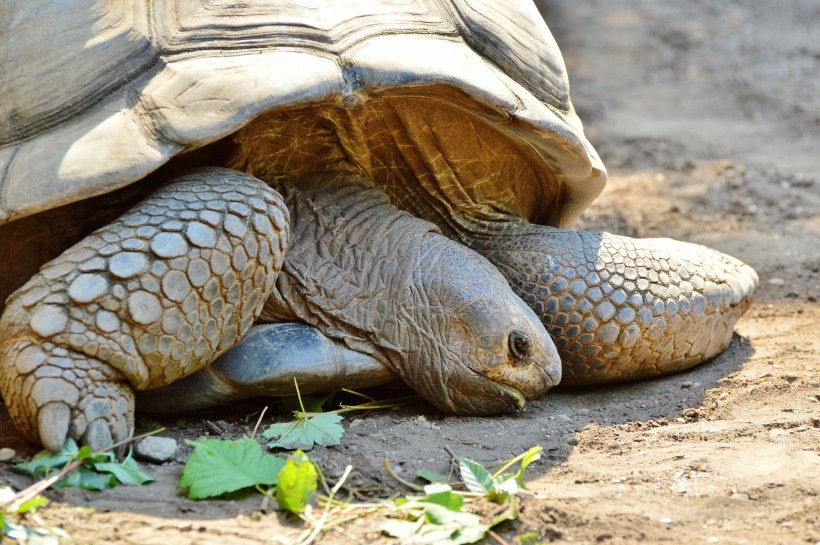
2,1,819,544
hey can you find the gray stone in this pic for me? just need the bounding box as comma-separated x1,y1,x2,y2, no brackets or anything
0,448,16,462
133,436,178,464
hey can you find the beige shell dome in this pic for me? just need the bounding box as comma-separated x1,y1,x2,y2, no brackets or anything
0,0,604,228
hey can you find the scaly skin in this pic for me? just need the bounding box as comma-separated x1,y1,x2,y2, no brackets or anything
142,174,564,415
468,225,759,383
0,169,288,451
1,168,562,451
229,101,758,383
263,173,561,414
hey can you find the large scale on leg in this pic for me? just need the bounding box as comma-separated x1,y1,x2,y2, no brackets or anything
0,0,757,450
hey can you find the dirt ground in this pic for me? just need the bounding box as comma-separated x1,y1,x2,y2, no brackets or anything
2,1,819,544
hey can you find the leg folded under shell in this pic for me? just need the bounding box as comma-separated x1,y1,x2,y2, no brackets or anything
136,322,396,413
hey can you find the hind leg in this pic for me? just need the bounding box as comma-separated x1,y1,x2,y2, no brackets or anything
0,168,288,451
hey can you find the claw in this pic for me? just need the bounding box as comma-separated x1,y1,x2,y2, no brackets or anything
38,401,70,453
83,419,113,452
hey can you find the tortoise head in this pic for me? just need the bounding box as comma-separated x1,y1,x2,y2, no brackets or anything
398,235,561,415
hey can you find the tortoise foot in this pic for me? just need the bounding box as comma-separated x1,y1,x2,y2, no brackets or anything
0,168,288,451
1,339,133,452
473,226,759,384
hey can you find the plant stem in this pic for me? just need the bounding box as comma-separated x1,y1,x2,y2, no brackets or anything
491,446,542,479
382,459,423,492
299,465,352,545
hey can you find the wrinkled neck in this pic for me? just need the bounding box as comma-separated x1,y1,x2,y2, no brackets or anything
262,173,437,371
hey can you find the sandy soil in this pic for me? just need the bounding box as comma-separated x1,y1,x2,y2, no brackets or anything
2,1,819,544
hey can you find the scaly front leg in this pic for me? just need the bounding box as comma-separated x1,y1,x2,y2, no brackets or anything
470,225,758,384
0,168,288,451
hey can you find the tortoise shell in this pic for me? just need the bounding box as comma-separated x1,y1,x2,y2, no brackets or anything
0,0,603,228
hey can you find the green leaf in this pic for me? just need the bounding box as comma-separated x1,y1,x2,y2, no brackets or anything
263,413,344,451
57,466,116,491
179,439,285,500
458,458,496,495
13,447,74,478
418,483,463,511
13,439,153,492
419,504,489,544
14,495,49,514
514,532,541,545
513,446,542,489
490,495,520,527
93,457,154,485
275,450,317,513
381,519,422,539
416,469,450,484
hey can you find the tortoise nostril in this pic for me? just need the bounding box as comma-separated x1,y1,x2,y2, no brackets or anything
508,330,532,362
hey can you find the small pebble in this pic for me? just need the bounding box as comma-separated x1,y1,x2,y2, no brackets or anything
660,517,673,524
768,278,785,286
681,381,693,389
566,435,579,446
556,414,573,423
0,448,15,462
134,436,179,464
578,408,590,416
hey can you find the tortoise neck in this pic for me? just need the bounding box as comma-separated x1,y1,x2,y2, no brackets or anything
261,173,437,371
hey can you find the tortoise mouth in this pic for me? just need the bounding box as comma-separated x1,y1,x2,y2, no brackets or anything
493,381,527,411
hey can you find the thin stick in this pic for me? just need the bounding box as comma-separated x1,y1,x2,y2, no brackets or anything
300,465,353,545
382,459,422,492
339,389,375,403
250,406,269,439
489,530,512,545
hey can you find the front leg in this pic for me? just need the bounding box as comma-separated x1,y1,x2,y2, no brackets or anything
471,225,759,384
0,168,288,451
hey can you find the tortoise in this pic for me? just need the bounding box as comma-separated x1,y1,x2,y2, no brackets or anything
0,0,758,452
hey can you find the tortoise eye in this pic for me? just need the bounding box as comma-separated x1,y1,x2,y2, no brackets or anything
508,331,532,361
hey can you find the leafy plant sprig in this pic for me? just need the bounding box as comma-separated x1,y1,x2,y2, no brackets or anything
262,380,417,451
379,445,544,544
